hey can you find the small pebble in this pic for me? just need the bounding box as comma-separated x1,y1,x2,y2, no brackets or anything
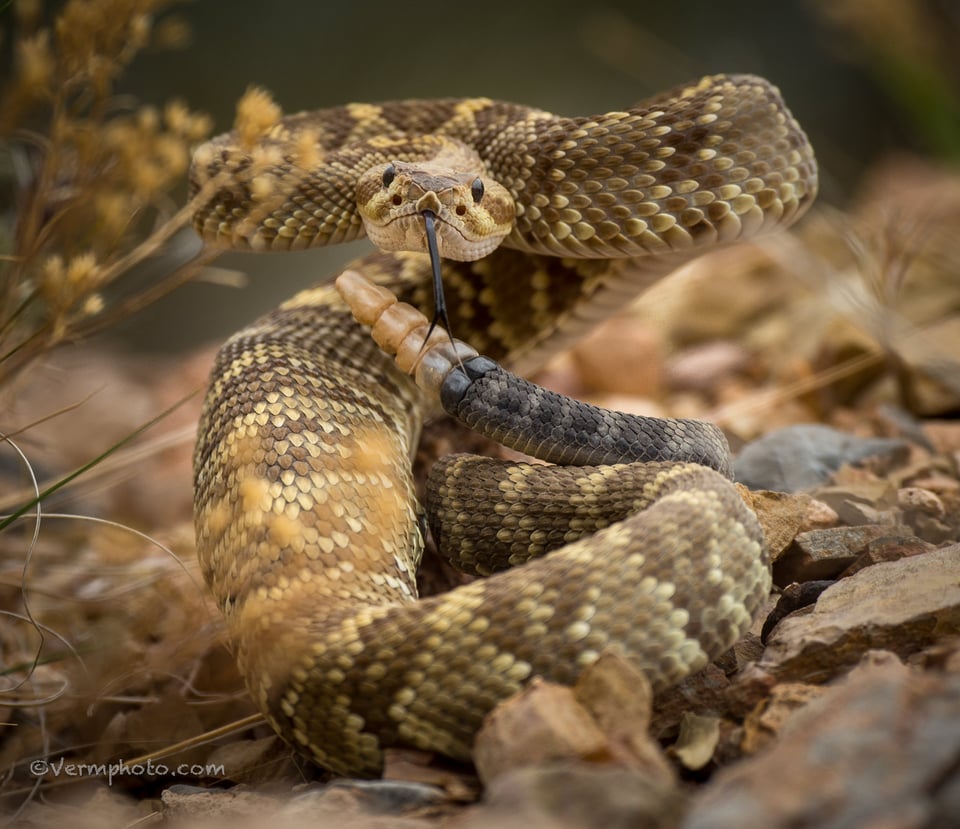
897,487,945,518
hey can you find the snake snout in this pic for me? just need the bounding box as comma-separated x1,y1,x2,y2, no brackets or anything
415,191,443,215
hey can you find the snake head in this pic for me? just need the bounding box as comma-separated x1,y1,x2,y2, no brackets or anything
356,143,515,262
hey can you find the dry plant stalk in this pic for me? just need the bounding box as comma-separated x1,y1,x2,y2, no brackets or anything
0,3,243,811
0,0,215,388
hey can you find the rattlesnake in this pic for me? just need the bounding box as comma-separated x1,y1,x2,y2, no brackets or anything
190,74,818,777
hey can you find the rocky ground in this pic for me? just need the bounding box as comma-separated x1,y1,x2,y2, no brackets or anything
1,156,959,828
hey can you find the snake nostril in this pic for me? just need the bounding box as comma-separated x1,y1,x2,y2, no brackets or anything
392,195,402,206
456,204,467,216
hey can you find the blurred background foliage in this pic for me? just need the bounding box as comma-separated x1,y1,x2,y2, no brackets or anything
1,0,959,352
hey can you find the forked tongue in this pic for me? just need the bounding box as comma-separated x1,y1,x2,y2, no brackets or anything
422,210,455,347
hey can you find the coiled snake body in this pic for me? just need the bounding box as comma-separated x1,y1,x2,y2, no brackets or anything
191,75,818,776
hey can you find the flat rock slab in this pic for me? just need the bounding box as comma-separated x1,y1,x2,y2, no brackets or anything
772,524,902,586
684,656,960,829
760,544,960,682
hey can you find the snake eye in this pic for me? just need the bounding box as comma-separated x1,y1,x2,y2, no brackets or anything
382,164,396,188
471,178,484,203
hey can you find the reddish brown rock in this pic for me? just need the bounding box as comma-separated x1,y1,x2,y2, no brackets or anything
473,679,609,785
574,652,674,783
664,341,754,393
463,764,685,829
570,314,663,396
650,664,733,740
683,655,960,829
840,535,936,576
798,498,840,531
772,524,906,586
736,487,810,562
739,682,825,755
474,655,676,787
574,652,654,734
761,544,960,682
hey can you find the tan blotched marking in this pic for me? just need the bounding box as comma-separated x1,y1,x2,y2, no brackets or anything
346,103,385,122
202,499,232,536
441,97,496,133
344,103,393,145
238,475,270,513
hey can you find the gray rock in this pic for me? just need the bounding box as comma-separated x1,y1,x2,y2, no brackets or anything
734,424,906,492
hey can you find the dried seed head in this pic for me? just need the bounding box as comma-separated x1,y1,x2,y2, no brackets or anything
235,86,282,151
17,31,55,96
293,128,324,171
